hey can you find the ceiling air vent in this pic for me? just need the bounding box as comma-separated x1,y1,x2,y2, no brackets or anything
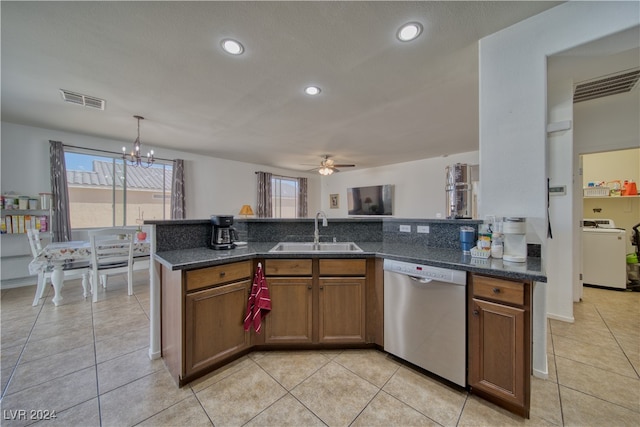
573,68,640,103
59,89,106,110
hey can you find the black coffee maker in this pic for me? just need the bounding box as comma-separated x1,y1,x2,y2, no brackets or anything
210,215,238,250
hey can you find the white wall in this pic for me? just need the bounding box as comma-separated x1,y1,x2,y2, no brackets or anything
479,1,639,321
1,122,321,219
317,151,479,218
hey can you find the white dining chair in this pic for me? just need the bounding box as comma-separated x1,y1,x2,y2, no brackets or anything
88,228,135,303
27,228,90,306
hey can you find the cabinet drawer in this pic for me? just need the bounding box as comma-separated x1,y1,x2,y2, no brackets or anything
319,259,366,276
473,275,524,306
186,261,252,292
265,259,312,276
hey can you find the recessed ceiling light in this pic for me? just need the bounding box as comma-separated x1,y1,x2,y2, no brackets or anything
221,38,244,55
397,22,423,42
304,86,321,96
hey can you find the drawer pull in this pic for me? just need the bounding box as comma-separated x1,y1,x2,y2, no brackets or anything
220,272,226,277
492,287,501,294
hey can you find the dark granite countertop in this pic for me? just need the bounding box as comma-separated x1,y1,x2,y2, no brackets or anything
154,241,546,282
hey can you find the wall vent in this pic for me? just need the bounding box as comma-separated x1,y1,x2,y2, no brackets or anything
59,89,106,110
573,68,640,103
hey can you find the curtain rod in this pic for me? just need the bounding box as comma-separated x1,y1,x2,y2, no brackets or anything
255,171,309,180
61,143,173,162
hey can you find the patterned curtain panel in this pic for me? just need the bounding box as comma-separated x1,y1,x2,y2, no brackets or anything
171,159,185,219
256,171,273,218
49,140,72,242
297,177,308,218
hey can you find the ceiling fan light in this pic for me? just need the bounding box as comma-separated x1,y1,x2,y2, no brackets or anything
221,38,244,55
305,86,321,96
397,22,423,42
319,167,334,176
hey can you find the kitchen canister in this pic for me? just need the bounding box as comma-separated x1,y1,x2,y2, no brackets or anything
39,193,52,210
460,226,475,254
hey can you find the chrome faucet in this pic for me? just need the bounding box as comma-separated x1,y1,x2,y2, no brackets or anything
314,211,328,245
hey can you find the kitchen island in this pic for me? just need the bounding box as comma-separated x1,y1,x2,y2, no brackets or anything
148,218,547,418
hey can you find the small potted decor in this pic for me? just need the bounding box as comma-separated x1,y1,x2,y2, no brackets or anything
136,209,147,241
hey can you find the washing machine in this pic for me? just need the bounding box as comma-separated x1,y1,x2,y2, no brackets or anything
582,219,627,289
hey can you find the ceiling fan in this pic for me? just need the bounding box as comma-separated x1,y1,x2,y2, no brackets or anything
308,155,356,175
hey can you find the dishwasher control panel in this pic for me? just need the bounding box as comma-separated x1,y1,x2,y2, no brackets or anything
383,259,466,285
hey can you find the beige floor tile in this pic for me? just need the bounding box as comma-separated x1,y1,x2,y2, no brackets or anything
333,349,400,387
189,355,255,393
1,342,24,369
553,334,637,378
92,310,150,342
530,376,562,425
94,324,149,363
7,343,95,394
0,367,97,427
1,367,14,395
28,315,93,343
549,318,618,347
97,347,165,394
560,385,640,427
20,327,94,363
138,395,213,427
254,350,331,390
556,355,640,412
382,366,466,427
99,368,192,427
30,397,100,427
458,395,554,426
1,320,34,349
196,361,287,426
244,393,325,427
291,361,379,426
352,390,439,426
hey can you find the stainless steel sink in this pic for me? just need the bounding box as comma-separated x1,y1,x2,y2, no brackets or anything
269,242,363,253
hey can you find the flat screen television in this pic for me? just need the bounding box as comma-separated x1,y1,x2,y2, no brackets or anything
347,184,394,216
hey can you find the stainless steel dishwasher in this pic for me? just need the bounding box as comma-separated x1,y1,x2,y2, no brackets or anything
383,259,467,387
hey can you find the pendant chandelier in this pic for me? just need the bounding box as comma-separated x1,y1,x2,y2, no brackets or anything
122,115,154,167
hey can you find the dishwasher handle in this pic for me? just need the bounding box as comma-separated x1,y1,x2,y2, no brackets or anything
408,275,433,284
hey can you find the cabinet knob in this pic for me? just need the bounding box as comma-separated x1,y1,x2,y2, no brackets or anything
220,271,226,277
473,310,479,317
319,286,324,290
307,286,312,290
492,287,500,294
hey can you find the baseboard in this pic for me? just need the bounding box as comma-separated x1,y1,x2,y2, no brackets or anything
0,277,37,290
547,313,575,323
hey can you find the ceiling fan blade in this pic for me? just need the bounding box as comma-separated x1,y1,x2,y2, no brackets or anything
333,164,356,168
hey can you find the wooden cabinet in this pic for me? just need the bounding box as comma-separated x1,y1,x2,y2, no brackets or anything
184,279,251,376
264,277,313,344
318,259,366,343
263,258,366,345
468,273,531,418
161,260,252,385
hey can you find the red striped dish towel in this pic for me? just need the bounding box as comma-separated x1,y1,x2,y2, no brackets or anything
244,262,271,333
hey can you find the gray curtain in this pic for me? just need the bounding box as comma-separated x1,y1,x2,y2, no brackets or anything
297,177,308,218
49,140,72,242
256,171,272,218
171,159,185,219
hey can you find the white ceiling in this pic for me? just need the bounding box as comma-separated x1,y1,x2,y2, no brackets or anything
7,0,622,174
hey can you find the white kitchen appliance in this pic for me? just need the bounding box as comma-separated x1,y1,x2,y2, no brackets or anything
503,217,527,263
383,259,467,387
582,219,627,289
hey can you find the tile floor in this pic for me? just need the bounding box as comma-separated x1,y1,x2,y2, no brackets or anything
1,273,638,426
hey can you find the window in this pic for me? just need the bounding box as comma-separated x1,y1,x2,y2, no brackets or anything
271,176,299,218
64,149,172,228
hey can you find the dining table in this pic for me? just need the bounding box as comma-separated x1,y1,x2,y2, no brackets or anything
29,239,150,306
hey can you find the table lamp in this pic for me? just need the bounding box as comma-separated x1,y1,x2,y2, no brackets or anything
239,205,254,218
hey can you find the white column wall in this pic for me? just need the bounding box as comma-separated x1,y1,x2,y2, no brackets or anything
479,1,639,321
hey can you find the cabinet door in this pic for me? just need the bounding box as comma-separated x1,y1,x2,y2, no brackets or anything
264,277,313,344
319,277,366,343
469,297,525,410
185,280,250,376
